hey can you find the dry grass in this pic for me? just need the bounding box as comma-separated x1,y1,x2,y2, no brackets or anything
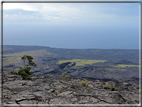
106,68,115,71
59,59,107,66
114,64,139,68
4,49,52,57
3,56,21,66
3,49,53,66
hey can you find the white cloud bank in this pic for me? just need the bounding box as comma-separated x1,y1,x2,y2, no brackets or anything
3,3,139,27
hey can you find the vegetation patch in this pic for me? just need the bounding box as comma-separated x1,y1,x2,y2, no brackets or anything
15,55,37,80
62,72,70,81
3,49,53,66
103,82,116,91
58,59,82,64
58,89,61,93
59,59,107,66
106,68,115,71
81,80,89,87
114,64,139,68
3,56,21,66
4,49,52,57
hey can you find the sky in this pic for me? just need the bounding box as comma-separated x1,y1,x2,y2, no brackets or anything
3,3,139,49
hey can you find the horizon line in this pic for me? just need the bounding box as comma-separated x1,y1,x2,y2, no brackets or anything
3,44,139,50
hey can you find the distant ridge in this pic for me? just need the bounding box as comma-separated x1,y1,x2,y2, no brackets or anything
3,45,139,63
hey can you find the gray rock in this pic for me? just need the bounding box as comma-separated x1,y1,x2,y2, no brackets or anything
97,96,114,103
70,98,78,102
58,91,72,97
23,95,35,100
78,100,90,104
3,83,30,92
49,98,70,104
2,70,139,104
33,92,43,97
15,97,26,102
47,89,55,93
44,86,50,90
90,97,98,103
55,85,62,89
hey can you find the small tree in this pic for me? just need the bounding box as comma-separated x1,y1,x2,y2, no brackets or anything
18,55,36,80
21,55,27,67
21,55,36,67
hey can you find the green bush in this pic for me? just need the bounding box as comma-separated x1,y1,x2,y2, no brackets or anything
23,67,31,74
103,82,116,91
62,72,67,77
62,72,70,81
81,80,89,87
110,85,116,91
17,55,36,80
18,69,23,75
17,69,31,80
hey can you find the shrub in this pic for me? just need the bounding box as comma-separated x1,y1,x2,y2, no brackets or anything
62,72,70,81
16,55,36,80
81,80,89,87
110,85,116,91
17,69,31,80
23,67,31,74
18,69,23,75
58,89,61,93
62,72,67,77
103,82,116,91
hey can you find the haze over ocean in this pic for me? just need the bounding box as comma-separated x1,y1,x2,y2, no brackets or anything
3,3,139,49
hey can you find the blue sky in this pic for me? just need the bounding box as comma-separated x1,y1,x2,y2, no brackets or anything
3,3,139,49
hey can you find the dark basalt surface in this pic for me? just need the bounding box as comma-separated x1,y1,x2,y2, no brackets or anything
34,58,139,84
2,71,140,106
4,57,140,84
3,45,140,84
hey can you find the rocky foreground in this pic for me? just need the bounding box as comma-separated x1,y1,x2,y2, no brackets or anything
2,71,140,106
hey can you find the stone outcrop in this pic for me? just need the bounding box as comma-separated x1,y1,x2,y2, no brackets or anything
2,71,140,106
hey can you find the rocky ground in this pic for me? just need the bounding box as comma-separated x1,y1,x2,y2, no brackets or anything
2,71,140,106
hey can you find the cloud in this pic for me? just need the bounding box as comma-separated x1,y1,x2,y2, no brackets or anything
3,3,38,11
3,3,139,27
3,3,84,24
